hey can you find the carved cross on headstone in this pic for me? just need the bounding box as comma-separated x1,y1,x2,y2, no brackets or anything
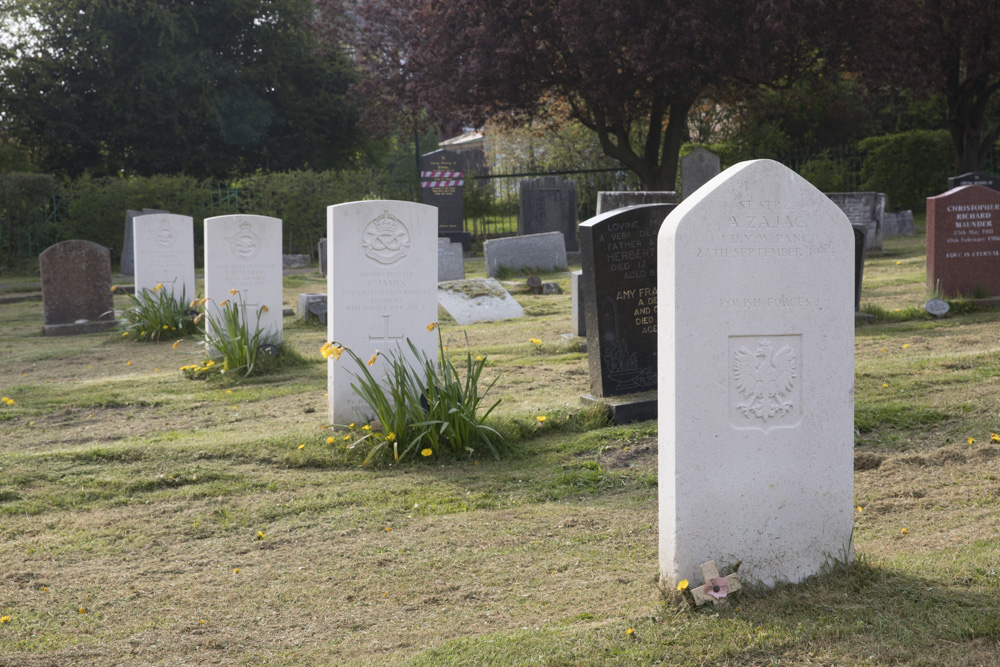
369,315,404,345
690,561,741,606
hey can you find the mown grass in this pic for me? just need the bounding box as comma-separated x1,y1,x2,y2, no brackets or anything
1,236,1000,665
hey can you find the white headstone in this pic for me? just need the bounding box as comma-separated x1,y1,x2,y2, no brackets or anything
203,214,284,342
327,201,438,425
658,159,855,589
133,213,196,302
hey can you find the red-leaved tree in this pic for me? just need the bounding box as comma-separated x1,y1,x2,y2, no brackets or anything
315,0,840,189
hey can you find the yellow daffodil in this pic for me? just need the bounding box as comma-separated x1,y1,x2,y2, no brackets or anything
385,432,396,442
968,437,975,445
421,448,433,457
626,628,635,636
233,568,240,574
320,342,344,361
901,527,908,534
198,297,208,306
896,261,902,265
297,444,305,450
155,283,164,291
362,424,371,431
529,338,542,345
110,285,118,292
194,313,204,325
220,299,229,307
78,608,86,614
385,526,391,532
349,423,355,429
881,383,888,388
122,331,129,337
427,322,437,331
676,579,689,592
261,305,269,312
857,506,863,512
991,433,1000,443
476,355,484,361
162,325,168,330
0,615,10,623
902,344,910,349
229,288,239,295
326,437,335,444
126,360,132,366
189,298,198,307
343,435,349,441
367,351,379,366
256,531,266,540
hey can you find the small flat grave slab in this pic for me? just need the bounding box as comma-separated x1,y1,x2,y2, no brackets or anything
437,278,525,325
40,240,116,335
133,213,196,302
926,185,1000,297
659,159,855,590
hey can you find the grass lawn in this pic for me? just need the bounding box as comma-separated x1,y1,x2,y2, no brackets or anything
1,226,1000,666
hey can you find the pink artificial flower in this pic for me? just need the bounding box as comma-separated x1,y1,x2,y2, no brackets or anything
706,578,729,599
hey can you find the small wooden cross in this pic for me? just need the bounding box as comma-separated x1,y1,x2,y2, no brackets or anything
690,560,741,606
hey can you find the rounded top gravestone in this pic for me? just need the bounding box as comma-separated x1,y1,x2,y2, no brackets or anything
39,240,115,333
658,159,855,590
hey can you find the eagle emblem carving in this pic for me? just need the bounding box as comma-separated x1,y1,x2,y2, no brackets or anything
732,339,797,423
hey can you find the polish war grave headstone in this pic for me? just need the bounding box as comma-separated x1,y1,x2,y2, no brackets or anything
578,203,675,423
40,239,117,335
326,201,438,425
947,172,1000,192
203,214,285,343
483,231,568,278
826,192,885,251
680,147,721,200
133,213,196,302
121,208,167,275
438,238,466,282
519,176,579,251
437,278,525,325
658,159,855,590
926,184,1000,298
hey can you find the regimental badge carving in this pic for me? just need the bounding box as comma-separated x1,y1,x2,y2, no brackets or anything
153,217,175,248
227,221,263,260
362,210,410,264
729,335,801,431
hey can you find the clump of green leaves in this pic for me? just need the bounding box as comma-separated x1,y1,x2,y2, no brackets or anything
324,327,504,466
115,284,201,342
201,291,281,379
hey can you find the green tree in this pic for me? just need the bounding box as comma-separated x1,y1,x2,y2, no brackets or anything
0,0,364,177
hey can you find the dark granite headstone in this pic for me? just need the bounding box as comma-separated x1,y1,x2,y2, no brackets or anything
826,193,885,251
680,148,720,200
948,172,1000,192
519,176,578,251
926,185,1000,297
853,225,867,312
40,240,116,335
420,148,467,233
597,191,677,215
580,203,675,399
319,238,327,276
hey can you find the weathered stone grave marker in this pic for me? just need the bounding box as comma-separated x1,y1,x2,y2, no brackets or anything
40,240,116,335
519,176,578,251
659,159,855,590
438,238,465,282
203,214,284,342
579,203,675,423
133,213,196,301
680,148,720,200
483,231,568,278
326,201,438,425
827,192,885,251
926,184,1000,297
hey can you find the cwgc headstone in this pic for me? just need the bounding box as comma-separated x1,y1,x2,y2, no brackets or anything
121,208,167,275
203,214,284,342
319,238,327,276
519,176,578,251
483,231,568,278
437,278,525,325
327,201,438,425
948,172,1000,192
133,213,196,302
658,159,855,590
580,204,674,399
437,238,465,282
926,185,1000,297
597,191,677,215
680,148,721,200
882,210,915,237
40,240,116,335
421,148,473,249
826,192,885,251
